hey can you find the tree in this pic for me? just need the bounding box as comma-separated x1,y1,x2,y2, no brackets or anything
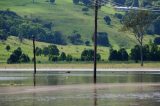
113,0,126,5
66,54,73,61
0,29,8,40
108,48,118,61
104,16,111,25
68,32,83,45
153,17,160,35
132,0,139,7
49,55,58,62
6,45,10,51
130,45,141,63
53,31,67,45
48,45,59,56
50,0,55,4
117,48,129,61
43,47,49,56
7,47,22,63
35,47,42,56
150,43,160,61
154,37,160,45
59,52,66,61
73,0,80,4
20,54,30,63
85,41,90,46
122,10,152,66
81,49,101,61
97,32,110,46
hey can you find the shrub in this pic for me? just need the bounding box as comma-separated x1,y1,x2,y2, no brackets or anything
81,49,101,61
104,16,111,25
154,37,160,45
97,32,110,46
6,45,10,51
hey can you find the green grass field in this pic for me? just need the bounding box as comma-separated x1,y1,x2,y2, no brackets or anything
0,36,109,63
0,62,160,69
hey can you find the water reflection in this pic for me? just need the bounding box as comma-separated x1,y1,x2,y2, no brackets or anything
32,93,36,106
93,85,97,106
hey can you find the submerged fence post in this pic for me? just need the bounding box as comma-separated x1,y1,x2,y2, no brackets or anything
94,0,98,84
32,36,36,86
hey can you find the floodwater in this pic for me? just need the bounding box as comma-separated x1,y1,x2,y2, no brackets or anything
0,71,160,106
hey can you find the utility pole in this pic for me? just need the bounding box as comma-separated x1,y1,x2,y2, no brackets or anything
32,36,36,86
94,0,98,84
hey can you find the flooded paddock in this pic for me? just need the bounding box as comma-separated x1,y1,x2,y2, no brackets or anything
0,70,160,106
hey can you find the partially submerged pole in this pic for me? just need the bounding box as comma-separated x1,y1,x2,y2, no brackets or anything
94,0,98,84
32,36,36,86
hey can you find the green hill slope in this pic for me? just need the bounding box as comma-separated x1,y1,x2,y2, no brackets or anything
0,0,158,63
0,0,155,48
0,36,109,63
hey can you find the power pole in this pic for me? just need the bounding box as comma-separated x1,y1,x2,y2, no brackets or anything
94,0,98,84
33,36,36,86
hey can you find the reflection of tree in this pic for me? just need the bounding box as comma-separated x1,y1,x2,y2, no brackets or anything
46,73,59,85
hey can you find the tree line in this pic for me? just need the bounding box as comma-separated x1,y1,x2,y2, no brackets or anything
109,43,160,62
6,45,102,64
6,42,160,64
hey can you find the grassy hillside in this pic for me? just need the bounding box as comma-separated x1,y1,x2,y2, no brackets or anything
0,0,156,48
0,0,158,63
0,36,109,63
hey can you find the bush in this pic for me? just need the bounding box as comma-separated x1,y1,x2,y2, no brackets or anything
7,47,30,63
6,45,10,51
66,54,73,61
85,41,90,46
53,31,67,45
117,48,129,61
108,48,129,61
35,47,42,56
97,32,110,46
20,54,30,63
114,13,123,20
82,7,89,12
73,0,80,4
49,55,58,62
108,49,118,61
43,47,49,56
154,37,160,45
68,32,83,45
50,0,55,4
48,45,59,56
0,29,8,40
104,16,111,25
81,49,101,61
59,52,66,61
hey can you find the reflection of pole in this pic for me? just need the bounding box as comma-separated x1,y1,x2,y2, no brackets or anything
32,92,36,106
33,36,36,86
93,85,97,106
94,0,98,84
